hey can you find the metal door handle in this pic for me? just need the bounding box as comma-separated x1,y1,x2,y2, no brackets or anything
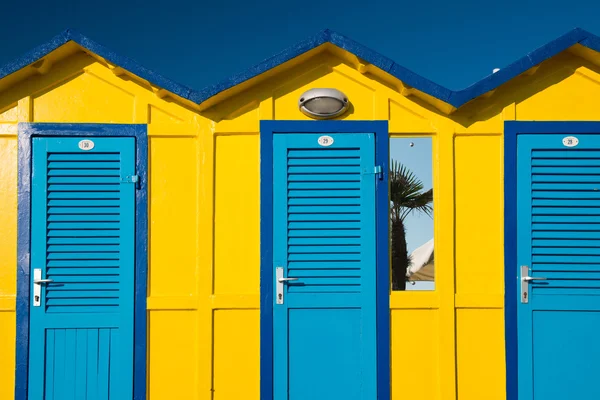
523,277,547,281
521,265,548,304
277,277,299,283
276,268,300,305
33,279,54,284
32,269,52,307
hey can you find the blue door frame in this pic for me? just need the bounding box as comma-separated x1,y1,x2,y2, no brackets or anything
259,120,390,400
14,123,148,400
504,121,600,400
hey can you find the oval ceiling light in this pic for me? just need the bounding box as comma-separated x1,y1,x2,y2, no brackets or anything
298,88,349,119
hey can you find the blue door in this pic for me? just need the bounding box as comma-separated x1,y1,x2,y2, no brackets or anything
28,137,136,400
517,134,600,399
272,133,377,400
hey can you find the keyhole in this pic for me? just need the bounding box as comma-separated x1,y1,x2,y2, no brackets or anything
523,292,527,300
35,295,40,302
278,293,282,300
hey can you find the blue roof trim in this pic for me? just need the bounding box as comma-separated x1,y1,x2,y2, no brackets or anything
0,30,70,79
448,27,593,106
201,27,599,108
2,27,600,109
0,29,201,103
196,30,331,102
197,29,454,105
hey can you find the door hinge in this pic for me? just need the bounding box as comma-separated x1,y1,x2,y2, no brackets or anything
374,165,383,180
363,166,384,180
121,175,139,184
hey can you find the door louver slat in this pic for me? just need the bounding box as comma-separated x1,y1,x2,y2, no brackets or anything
530,149,600,294
286,148,363,293
45,152,122,313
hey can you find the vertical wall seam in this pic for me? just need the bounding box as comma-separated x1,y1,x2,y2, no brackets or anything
439,126,457,400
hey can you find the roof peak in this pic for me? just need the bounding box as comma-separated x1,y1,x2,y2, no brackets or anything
0,27,597,110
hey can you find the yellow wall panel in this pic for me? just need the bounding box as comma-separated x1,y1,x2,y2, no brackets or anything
148,311,197,400
149,138,198,297
455,135,504,296
213,309,259,400
214,135,260,295
0,138,17,298
148,104,185,124
456,309,505,400
0,311,15,400
391,309,439,400
214,102,260,133
389,99,436,133
32,70,135,123
0,123,17,135
0,104,17,122
453,109,505,135
516,65,600,120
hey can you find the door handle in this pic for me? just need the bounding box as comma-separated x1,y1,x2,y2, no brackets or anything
521,265,548,304
33,279,54,284
276,267,300,305
523,276,547,282
277,277,299,283
33,268,53,307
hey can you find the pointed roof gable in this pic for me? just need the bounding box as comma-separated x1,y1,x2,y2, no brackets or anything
2,27,600,110
199,27,600,109
0,29,202,103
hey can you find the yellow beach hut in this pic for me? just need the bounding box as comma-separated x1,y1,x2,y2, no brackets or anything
0,27,600,400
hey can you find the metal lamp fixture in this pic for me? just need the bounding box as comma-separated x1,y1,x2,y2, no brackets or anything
298,88,349,119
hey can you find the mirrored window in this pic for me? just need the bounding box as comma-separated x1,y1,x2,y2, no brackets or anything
389,137,434,291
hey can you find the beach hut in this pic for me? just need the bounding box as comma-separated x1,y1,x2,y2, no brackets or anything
1,27,600,400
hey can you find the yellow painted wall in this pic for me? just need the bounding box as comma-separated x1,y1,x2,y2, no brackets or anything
1,41,600,399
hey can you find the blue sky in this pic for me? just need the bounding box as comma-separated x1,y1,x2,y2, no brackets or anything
2,0,597,290
2,0,600,92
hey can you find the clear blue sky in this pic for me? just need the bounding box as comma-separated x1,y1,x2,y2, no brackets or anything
1,0,599,92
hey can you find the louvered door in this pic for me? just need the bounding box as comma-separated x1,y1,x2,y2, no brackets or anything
272,133,377,400
517,134,600,400
28,137,135,400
